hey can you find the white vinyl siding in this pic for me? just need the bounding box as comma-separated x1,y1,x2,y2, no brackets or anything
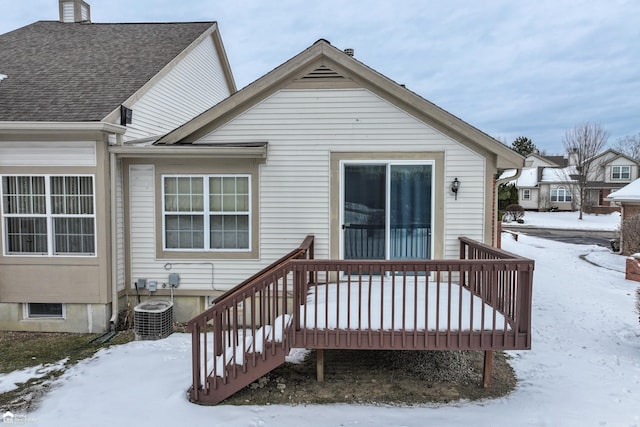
127,89,486,290
122,36,231,141
0,141,96,166
129,165,219,289
199,88,485,261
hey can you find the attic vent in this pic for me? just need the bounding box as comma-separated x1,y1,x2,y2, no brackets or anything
80,4,89,21
59,0,91,23
301,65,344,80
62,3,74,22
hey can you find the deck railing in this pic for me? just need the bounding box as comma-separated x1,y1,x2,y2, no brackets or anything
188,235,534,405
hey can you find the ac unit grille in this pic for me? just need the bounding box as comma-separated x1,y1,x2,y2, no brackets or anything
134,300,173,340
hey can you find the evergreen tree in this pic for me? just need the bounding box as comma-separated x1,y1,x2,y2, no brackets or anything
511,136,536,157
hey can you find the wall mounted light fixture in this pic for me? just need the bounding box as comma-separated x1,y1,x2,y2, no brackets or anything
451,177,460,200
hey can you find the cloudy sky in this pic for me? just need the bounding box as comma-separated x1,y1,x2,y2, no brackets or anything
2,0,638,154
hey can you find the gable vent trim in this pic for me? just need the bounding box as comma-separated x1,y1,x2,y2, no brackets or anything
300,65,345,80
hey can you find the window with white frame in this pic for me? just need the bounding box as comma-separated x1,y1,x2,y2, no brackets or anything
26,303,64,318
522,189,531,200
1,175,95,255
612,165,631,180
551,186,572,203
163,175,250,251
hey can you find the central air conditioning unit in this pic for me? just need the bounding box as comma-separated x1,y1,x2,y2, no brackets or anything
134,300,173,340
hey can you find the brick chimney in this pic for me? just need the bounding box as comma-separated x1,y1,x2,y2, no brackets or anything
59,0,91,23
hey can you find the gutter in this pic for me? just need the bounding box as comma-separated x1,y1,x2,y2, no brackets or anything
109,151,119,329
0,121,126,134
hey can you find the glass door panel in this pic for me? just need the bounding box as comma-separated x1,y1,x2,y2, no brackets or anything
390,164,432,260
343,165,385,259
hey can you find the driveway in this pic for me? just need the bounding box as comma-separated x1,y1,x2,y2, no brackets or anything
501,225,615,247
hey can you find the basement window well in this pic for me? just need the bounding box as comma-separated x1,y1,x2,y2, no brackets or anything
26,303,64,318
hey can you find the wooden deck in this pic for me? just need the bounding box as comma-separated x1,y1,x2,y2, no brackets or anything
187,236,534,405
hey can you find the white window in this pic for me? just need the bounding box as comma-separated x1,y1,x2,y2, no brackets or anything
551,186,572,203
1,175,95,256
612,165,631,180
522,189,531,200
26,303,64,319
162,175,250,251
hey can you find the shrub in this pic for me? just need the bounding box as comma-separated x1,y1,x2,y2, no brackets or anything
620,215,640,255
503,204,525,222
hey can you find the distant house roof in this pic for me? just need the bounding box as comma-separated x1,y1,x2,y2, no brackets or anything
541,166,575,183
543,155,567,167
0,20,216,122
515,168,539,187
606,178,640,202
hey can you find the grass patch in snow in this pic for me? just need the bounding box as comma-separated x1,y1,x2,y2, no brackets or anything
0,330,134,412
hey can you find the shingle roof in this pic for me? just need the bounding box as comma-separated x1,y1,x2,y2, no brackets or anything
0,21,214,122
543,155,567,167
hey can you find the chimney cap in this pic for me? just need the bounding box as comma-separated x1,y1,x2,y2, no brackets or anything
344,48,355,57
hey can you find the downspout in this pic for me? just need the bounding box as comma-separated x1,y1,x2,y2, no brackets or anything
109,151,119,330
494,168,523,246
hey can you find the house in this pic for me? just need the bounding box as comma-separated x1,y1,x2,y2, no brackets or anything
581,149,640,213
507,150,639,212
148,39,532,404
605,178,640,254
115,38,524,325
1,3,527,336
0,0,236,333
512,153,567,211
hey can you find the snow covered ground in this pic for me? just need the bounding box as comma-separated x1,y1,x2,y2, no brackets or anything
3,218,640,426
506,210,620,231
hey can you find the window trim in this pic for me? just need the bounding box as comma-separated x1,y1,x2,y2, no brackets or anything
161,174,252,253
24,303,66,319
551,186,572,203
522,189,531,200
611,165,631,181
339,159,435,261
1,174,97,257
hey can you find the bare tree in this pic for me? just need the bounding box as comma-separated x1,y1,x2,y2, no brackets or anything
563,122,609,220
613,132,640,160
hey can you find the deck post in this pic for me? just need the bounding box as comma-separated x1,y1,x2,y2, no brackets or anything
483,350,493,388
316,349,324,383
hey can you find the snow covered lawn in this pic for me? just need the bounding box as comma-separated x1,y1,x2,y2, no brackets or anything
505,211,620,231
3,234,640,427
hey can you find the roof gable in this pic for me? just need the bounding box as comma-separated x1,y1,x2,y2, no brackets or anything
0,21,220,122
525,153,562,168
157,40,523,169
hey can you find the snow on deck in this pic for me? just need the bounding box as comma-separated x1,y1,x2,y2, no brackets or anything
301,277,509,332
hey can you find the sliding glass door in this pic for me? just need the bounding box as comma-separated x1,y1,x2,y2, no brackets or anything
342,162,432,260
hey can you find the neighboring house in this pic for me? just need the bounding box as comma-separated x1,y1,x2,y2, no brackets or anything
506,149,639,212
605,178,640,254
0,0,236,333
512,153,564,210
581,149,640,213
114,39,523,328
